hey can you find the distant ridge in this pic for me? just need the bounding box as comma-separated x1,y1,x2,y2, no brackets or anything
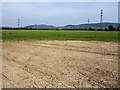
25,24,57,29
24,22,119,30
64,22,119,29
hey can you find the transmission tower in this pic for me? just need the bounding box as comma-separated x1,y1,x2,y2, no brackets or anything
118,1,120,23
100,9,103,24
88,19,90,24
100,9,103,30
17,18,20,28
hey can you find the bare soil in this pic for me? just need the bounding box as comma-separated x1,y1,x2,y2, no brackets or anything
2,41,119,88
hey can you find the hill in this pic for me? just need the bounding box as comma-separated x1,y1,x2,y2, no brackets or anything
64,23,119,29
24,23,119,30
25,24,57,30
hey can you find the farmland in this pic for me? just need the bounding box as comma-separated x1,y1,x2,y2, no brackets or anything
1,30,119,88
1,30,119,42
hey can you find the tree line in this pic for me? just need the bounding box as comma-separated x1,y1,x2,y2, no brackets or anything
89,25,120,31
1,25,120,31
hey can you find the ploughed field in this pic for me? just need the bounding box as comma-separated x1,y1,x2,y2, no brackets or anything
2,41,119,88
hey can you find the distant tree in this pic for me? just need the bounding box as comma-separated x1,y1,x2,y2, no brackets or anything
108,25,114,31
104,28,108,31
117,26,120,31
113,28,117,31
89,27,95,31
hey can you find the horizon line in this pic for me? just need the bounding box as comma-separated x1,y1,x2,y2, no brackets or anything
1,22,119,27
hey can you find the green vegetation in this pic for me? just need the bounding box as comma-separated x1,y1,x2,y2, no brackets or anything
1,30,119,42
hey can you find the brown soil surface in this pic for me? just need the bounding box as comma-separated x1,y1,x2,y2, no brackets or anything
2,41,119,88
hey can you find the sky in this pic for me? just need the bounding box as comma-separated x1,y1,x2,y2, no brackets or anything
1,0,120,2
2,2,118,27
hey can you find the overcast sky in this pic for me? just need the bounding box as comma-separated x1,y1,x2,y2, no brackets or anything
2,2,118,27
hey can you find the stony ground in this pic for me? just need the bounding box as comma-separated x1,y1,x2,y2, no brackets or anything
2,41,119,88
